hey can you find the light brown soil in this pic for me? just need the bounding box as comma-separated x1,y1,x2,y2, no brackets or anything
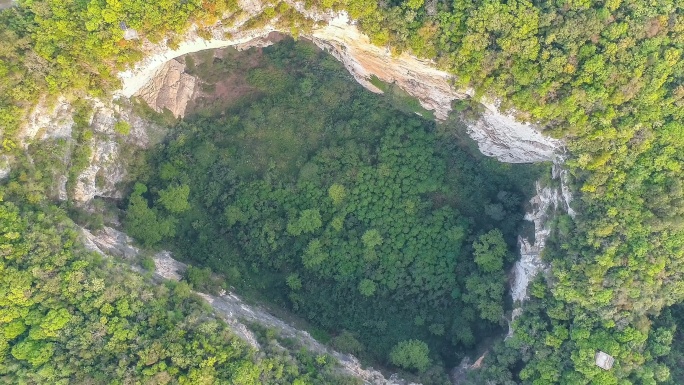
0,0,14,9
184,35,289,114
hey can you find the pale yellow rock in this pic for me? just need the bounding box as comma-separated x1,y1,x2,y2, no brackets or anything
134,59,196,118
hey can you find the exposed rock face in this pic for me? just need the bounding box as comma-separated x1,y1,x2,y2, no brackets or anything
451,352,488,384
15,92,161,204
18,3,573,378
71,100,162,203
466,103,562,163
15,0,565,206
511,182,560,304
123,28,139,41
73,140,124,202
119,8,561,163
134,59,196,118
20,96,74,145
0,0,16,10
0,155,10,180
82,226,140,258
311,15,562,163
310,14,470,119
508,162,575,336
118,26,275,99
82,226,417,385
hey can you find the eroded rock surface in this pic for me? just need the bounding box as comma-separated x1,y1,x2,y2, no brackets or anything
0,1,16,11
119,6,561,163
83,226,139,258
511,183,560,304
466,103,562,163
310,14,470,119
72,101,163,203
508,162,575,336
134,59,196,118
20,96,74,145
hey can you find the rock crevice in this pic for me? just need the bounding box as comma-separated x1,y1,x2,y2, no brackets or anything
508,162,575,337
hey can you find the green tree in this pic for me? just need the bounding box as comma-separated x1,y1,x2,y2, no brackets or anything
286,274,302,291
302,239,327,269
331,331,365,355
125,186,176,246
358,279,376,297
361,229,383,249
473,229,508,272
185,265,213,291
328,183,347,205
157,184,190,214
287,209,322,236
389,339,431,372
114,121,131,135
463,231,507,322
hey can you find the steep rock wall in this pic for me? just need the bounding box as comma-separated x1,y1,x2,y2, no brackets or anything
118,7,561,163
508,162,575,337
135,59,196,118
14,2,574,377
20,96,74,145
72,100,162,203
14,0,564,204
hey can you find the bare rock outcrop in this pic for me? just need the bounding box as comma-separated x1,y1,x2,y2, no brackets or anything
72,100,163,203
508,162,575,336
134,59,196,118
466,103,562,163
0,0,16,10
311,15,562,163
310,14,470,119
17,1,564,206
20,96,74,145
82,225,140,258
74,140,125,202
120,8,561,163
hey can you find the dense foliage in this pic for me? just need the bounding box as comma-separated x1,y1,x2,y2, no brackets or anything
655,304,684,384
124,41,543,382
0,196,358,384
0,0,315,142
286,0,684,383
2,0,684,383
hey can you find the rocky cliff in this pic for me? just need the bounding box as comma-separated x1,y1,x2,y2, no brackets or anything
508,162,575,337
118,4,561,164
134,59,196,118
13,3,574,382
20,96,75,145
22,0,563,206
13,0,564,197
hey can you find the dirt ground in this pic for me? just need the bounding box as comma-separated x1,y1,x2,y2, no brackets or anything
185,33,288,115
0,0,15,10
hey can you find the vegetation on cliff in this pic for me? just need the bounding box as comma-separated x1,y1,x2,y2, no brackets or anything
0,193,358,384
333,0,684,383
0,0,683,384
124,40,543,383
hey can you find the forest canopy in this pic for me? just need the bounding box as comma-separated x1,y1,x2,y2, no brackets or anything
123,41,543,383
0,196,358,384
0,0,683,384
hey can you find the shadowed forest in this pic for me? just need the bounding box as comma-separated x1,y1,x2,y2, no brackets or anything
124,39,546,383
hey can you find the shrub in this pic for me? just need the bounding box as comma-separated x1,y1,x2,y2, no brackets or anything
389,339,431,373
